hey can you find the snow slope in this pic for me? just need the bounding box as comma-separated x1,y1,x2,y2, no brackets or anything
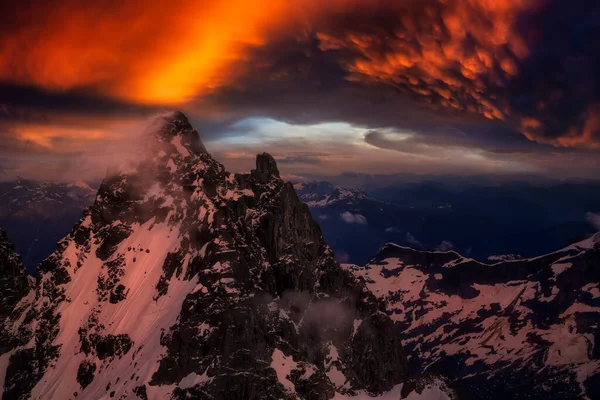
345,235,600,399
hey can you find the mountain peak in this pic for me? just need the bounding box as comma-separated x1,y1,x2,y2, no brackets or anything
151,111,207,155
0,116,414,399
255,152,280,178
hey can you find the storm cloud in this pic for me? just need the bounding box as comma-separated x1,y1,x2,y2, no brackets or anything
2,0,600,180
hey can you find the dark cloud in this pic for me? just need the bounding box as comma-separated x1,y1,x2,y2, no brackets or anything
0,84,156,126
509,0,600,146
1,0,600,181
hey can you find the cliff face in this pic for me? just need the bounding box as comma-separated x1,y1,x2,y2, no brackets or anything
0,112,417,400
0,228,33,357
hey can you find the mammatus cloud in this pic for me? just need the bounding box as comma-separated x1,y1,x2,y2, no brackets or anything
317,0,535,121
2,0,600,181
340,212,368,225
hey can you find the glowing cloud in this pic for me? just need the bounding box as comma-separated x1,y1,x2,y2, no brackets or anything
0,0,296,105
316,0,539,121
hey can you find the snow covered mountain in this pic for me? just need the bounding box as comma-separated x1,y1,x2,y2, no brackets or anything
0,112,454,400
0,178,96,272
294,183,372,208
344,235,600,399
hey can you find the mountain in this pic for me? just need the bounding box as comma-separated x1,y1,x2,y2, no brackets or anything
0,179,96,272
296,181,598,265
344,235,600,399
0,112,454,400
0,228,33,352
293,181,335,206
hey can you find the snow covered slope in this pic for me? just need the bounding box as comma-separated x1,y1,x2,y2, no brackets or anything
345,235,600,399
0,112,452,400
295,183,372,208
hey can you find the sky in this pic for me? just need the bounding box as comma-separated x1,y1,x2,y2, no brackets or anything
1,0,600,182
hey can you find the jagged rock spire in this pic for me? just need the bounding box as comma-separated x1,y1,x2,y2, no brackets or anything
255,152,280,177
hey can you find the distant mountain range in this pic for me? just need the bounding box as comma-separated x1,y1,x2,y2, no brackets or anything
3,168,599,275
0,178,96,272
295,180,599,265
344,234,600,399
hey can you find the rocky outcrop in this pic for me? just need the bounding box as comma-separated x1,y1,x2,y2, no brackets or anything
0,112,416,400
0,229,30,318
0,228,33,355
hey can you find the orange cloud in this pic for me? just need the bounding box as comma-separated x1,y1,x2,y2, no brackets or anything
316,0,539,121
0,0,299,105
2,113,147,153
4,0,598,151
0,0,542,113
520,104,600,148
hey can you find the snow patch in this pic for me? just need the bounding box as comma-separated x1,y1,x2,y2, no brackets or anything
271,349,298,394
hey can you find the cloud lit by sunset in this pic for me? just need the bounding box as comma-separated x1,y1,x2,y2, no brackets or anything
1,0,600,180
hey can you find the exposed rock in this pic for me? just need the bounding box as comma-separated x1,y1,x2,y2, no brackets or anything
0,228,30,317
346,237,600,399
0,228,33,353
0,112,413,400
255,152,280,178
76,360,97,389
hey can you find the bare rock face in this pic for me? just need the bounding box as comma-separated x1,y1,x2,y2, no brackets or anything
0,112,412,400
0,228,33,354
0,229,30,317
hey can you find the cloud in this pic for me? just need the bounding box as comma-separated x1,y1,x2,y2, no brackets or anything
2,0,600,182
406,232,423,249
0,114,171,182
340,212,367,225
0,0,308,105
316,0,534,122
277,155,322,165
586,212,600,231
436,241,455,252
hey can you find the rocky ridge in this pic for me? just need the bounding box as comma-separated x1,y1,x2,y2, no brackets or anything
344,235,600,399
0,112,452,400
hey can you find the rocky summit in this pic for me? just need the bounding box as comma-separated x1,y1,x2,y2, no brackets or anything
0,112,453,400
344,236,600,399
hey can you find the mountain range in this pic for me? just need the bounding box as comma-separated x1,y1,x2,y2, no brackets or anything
1,112,598,399
344,236,600,399
0,112,454,400
295,180,599,266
